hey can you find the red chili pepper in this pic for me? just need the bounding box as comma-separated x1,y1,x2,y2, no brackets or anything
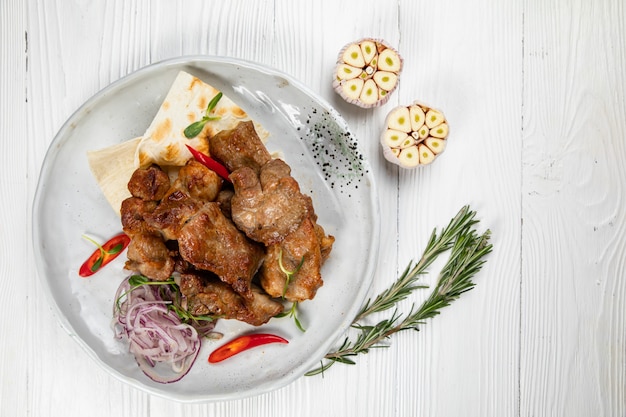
208,333,289,363
185,144,231,182
79,233,131,277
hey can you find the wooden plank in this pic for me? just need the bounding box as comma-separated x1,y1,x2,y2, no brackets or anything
522,0,626,415
394,1,523,416
0,1,28,417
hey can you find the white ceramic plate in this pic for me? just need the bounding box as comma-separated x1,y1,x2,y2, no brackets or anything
32,56,379,403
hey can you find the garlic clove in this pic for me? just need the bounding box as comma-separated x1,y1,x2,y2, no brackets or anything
425,109,445,128
360,40,377,65
359,79,379,106
418,144,435,164
418,124,430,140
341,78,364,100
336,64,363,81
342,44,365,67
386,106,411,132
429,122,448,138
377,48,402,72
373,71,398,92
409,104,426,131
397,145,421,168
382,129,408,148
399,136,416,149
425,137,446,154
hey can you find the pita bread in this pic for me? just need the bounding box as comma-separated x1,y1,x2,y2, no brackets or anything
86,137,140,216
135,70,268,168
87,70,269,215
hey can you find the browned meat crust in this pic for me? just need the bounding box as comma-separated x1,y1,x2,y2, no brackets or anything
261,217,332,302
179,272,283,326
127,164,171,201
125,232,176,281
177,202,264,300
208,120,271,174
120,197,158,237
144,189,205,241
230,159,311,245
173,159,223,201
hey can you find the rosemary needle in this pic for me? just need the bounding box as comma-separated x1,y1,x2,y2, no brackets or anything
306,205,492,376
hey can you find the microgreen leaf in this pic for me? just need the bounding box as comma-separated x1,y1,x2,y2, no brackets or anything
108,243,124,255
184,120,207,139
82,234,126,258
206,92,223,115
90,256,103,272
183,92,223,139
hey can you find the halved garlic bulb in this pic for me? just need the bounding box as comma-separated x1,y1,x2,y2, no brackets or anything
333,38,403,108
381,101,449,168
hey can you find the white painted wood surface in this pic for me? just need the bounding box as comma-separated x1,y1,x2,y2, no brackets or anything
1,0,624,415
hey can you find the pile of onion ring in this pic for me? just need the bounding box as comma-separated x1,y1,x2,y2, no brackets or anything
112,275,216,383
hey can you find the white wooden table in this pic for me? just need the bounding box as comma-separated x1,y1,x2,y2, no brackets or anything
2,0,625,415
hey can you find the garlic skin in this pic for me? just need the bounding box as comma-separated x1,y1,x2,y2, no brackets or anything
381,101,449,168
333,38,403,108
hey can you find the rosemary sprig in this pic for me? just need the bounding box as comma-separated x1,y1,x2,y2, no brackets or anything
306,205,492,376
275,250,307,332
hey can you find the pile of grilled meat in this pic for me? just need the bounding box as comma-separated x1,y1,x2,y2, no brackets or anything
120,121,335,326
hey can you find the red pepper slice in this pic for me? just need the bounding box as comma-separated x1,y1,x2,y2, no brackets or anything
208,333,289,363
186,144,231,183
79,233,131,277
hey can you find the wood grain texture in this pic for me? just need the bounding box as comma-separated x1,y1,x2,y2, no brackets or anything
522,0,626,415
394,1,522,416
4,0,625,415
1,2,28,417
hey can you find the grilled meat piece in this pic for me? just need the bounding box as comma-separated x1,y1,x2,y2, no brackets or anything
314,223,335,263
230,158,311,245
261,217,325,302
120,196,158,237
125,232,175,281
215,188,234,219
127,164,171,201
179,272,283,326
172,159,223,201
143,189,204,241
177,202,264,299
208,121,271,174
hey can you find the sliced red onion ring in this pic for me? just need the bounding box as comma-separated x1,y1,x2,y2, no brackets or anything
112,276,214,383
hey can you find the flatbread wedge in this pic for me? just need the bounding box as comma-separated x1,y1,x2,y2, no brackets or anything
87,70,269,215
86,137,141,216
134,70,268,168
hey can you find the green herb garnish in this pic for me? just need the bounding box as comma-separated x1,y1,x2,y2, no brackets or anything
117,274,216,323
276,301,306,333
183,92,223,138
306,205,492,376
82,234,124,272
275,249,306,332
278,249,305,297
